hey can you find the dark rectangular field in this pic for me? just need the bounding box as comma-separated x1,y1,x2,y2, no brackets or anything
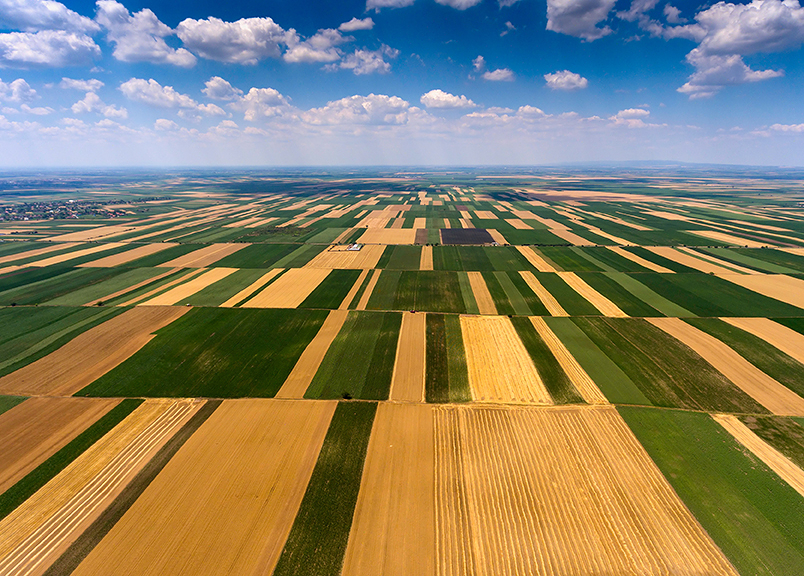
439,228,494,245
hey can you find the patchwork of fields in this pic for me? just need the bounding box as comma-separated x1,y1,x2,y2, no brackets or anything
2,168,804,575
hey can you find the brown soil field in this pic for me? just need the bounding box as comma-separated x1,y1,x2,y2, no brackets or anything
357,229,418,245
51,226,135,243
0,242,81,265
435,405,739,576
645,247,735,274
276,310,349,398
0,397,118,494
28,243,126,268
116,269,206,306
722,317,804,365
529,317,608,404
220,268,284,307
357,270,381,310
487,230,508,245
718,273,804,309
460,316,551,404
557,272,628,317
713,414,804,498
159,243,248,268
518,272,567,316
305,244,386,269
340,269,370,309
466,272,497,315
389,312,427,402
685,229,768,248
84,268,180,306
71,399,335,576
341,403,435,576
0,307,189,396
676,247,758,274
414,217,427,229
648,318,804,416
608,246,674,273
505,219,532,230
0,400,200,576
550,228,595,246
242,268,331,308
420,246,434,270
141,267,238,306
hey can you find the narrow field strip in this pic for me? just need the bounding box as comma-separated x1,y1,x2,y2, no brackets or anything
27,243,126,267
460,315,551,404
219,268,283,307
686,229,768,248
420,245,434,270
341,403,434,576
557,271,628,317
466,272,496,314
515,246,557,272
518,271,567,316
529,317,608,404
722,317,804,365
159,243,247,268
339,269,370,310
70,400,335,576
115,268,206,306
242,268,331,308
714,414,804,498
0,307,189,396
277,310,349,399
435,405,738,576
77,243,176,268
0,243,81,265
140,267,237,306
607,246,674,273
648,317,804,416
645,246,736,274
304,245,386,269
0,399,200,576
84,268,180,306
389,312,427,402
717,273,804,310
356,269,380,310
550,227,595,245
678,247,758,275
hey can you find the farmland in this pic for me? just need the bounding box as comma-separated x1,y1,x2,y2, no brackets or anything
2,167,804,574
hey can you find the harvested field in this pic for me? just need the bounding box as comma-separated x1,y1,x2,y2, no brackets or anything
51,226,135,242
557,271,627,317
714,414,804,498
242,268,331,308
718,273,804,309
389,312,426,402
529,317,607,404
474,210,497,219
608,246,674,273
339,269,370,309
515,246,557,272
645,247,736,274
460,315,551,404
141,267,237,306
420,245,433,270
506,219,532,229
0,307,188,396
219,268,283,307
518,271,567,316
341,403,434,576
356,269,380,310
276,309,349,398
84,268,179,306
648,317,804,416
435,405,737,576
0,397,118,494
722,317,804,364
0,243,80,265
549,228,595,245
466,272,496,315
686,229,768,248
413,217,427,228
678,247,758,274
304,244,386,269
71,400,334,576
78,243,177,267
0,399,199,576
357,228,417,244
487,229,508,245
159,243,247,268
115,268,205,306
28,243,126,267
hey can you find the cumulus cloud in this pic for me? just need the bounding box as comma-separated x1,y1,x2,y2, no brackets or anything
329,45,399,75
771,123,804,132
434,0,483,9
284,28,347,63
176,17,294,64
544,70,588,90
96,0,196,67
202,76,243,101
60,77,103,91
609,107,661,127
119,77,224,119
678,48,783,98
472,55,485,72
154,118,178,130
546,0,617,41
71,91,127,118
0,0,99,33
19,103,51,114
420,89,477,109
499,0,522,6
663,4,685,24
0,30,100,66
339,17,374,32
483,68,514,81
0,77,36,101
366,0,416,9
303,94,410,125
617,0,659,22
229,87,293,121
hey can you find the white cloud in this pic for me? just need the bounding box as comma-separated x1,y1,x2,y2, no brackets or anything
284,28,347,63
420,89,477,109
0,77,36,101
176,17,293,65
609,107,663,127
677,50,783,98
0,0,99,33
119,78,197,108
202,76,243,101
19,103,51,114
330,45,399,75
546,0,616,41
339,17,374,32
366,0,416,9
501,21,516,36
663,5,685,24
544,70,588,90
0,30,99,66
483,68,514,81
60,77,103,91
95,0,196,67
771,123,804,132
303,94,410,125
229,87,293,121
434,0,483,9
615,107,650,118
617,0,659,22
154,118,178,130
499,0,521,6
71,91,127,118
472,55,485,72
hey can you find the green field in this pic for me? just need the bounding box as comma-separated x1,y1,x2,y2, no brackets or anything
739,415,804,470
425,314,470,403
299,269,361,309
0,395,25,416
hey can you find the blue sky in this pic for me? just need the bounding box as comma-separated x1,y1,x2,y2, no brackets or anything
0,0,803,166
